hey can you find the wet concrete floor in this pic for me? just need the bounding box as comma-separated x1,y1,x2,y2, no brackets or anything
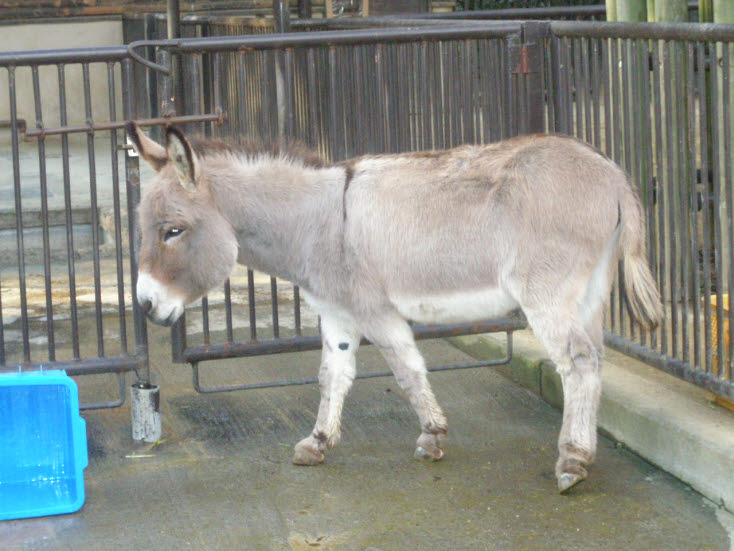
1,320,731,550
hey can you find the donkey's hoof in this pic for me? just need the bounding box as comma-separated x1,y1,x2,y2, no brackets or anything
414,432,445,461
414,445,444,461
557,472,586,493
293,439,325,466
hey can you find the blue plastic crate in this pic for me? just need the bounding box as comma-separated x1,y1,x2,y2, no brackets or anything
0,370,88,521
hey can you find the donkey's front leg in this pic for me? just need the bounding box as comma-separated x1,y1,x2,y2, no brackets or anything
364,313,448,461
293,313,361,466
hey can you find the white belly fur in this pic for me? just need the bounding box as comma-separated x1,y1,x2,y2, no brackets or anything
390,287,519,324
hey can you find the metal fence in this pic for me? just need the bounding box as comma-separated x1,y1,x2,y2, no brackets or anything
0,48,143,408
545,22,734,398
1,17,733,404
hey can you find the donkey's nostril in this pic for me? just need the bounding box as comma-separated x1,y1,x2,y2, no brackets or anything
140,299,153,314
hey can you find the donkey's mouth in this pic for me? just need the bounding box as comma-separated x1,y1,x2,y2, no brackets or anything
144,305,184,327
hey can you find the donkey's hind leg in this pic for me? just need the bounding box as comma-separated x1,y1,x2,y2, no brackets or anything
293,313,361,466
362,313,448,461
523,307,602,493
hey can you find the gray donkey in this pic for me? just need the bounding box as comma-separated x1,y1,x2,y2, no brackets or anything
126,122,663,493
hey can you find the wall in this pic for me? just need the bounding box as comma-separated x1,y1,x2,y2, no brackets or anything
0,19,125,134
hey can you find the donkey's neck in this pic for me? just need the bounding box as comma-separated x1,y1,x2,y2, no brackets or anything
206,154,347,292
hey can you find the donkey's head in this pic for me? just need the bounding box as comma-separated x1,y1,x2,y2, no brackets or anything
126,123,238,326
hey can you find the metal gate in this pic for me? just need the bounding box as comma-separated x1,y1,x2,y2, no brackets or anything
3,17,733,405
125,21,537,392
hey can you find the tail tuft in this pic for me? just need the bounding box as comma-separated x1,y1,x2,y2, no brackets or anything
623,255,664,330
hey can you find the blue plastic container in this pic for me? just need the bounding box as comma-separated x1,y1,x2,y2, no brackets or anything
0,370,88,521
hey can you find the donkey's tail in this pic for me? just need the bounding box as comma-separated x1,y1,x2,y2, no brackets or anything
619,185,664,330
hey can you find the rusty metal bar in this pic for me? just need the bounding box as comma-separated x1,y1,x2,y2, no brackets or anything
192,331,518,394
180,317,527,364
24,112,225,138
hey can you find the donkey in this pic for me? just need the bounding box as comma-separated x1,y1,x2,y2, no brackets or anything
126,122,663,493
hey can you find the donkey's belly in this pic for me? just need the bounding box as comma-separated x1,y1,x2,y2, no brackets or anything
390,287,519,324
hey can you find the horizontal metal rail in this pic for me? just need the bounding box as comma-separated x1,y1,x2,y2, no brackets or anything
550,21,734,41
24,112,225,138
180,316,528,364
414,5,607,20
0,45,129,67
192,331,517,394
127,22,523,73
0,354,143,377
605,332,734,401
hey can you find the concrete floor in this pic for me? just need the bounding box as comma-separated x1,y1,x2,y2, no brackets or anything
1,319,730,551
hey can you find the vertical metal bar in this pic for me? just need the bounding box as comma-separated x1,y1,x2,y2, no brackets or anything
306,48,320,153
352,46,365,155
31,66,56,361
709,39,724,377
327,46,341,159
108,62,128,354
9,66,31,364
224,279,234,343
294,285,302,337
121,58,150,381
601,38,612,156
651,39,667,354
261,50,273,141
82,63,105,357
167,0,184,114
722,42,733,381
201,296,210,345
581,37,592,143
663,41,680,359
679,43,696,364
591,38,602,149
270,277,280,339
297,0,312,19
573,36,584,139
462,39,474,144
273,0,291,33
58,64,81,359
640,39,657,352
699,40,715,375
247,269,257,341
490,40,503,141
561,36,573,136
237,53,249,134
434,42,446,148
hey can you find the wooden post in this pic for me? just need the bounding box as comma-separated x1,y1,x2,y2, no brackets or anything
606,0,617,21
616,0,647,21
654,0,687,22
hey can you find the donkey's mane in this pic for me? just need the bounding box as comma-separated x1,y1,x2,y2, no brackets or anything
188,135,327,169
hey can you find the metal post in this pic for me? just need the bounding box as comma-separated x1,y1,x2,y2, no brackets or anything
167,0,184,115
273,0,291,33
510,22,549,136
297,0,312,19
122,59,160,442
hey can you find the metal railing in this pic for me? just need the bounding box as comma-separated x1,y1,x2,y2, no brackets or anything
545,21,734,399
1,17,733,403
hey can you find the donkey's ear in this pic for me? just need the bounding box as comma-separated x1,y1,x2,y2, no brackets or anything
125,121,167,172
165,126,200,193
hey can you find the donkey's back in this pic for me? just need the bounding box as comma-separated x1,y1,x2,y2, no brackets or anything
343,135,642,327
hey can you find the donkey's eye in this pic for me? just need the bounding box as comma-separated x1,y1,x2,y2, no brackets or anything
163,228,185,242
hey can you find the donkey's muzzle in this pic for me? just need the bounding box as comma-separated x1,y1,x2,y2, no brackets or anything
140,299,153,316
